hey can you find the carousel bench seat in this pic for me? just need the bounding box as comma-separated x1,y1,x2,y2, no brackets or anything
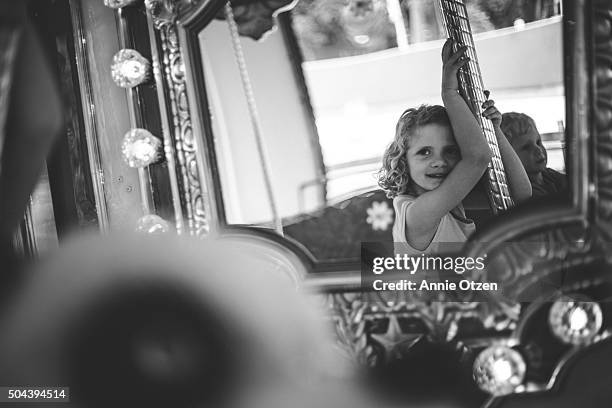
282,186,495,262
283,190,394,261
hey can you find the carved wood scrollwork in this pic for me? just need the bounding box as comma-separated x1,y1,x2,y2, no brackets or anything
145,0,204,28
147,0,209,236
328,291,520,367
594,1,612,243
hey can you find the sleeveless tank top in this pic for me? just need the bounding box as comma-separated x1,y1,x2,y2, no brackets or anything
392,194,475,255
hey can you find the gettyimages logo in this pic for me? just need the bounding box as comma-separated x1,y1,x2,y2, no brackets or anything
371,253,486,275
361,242,496,294
361,240,608,302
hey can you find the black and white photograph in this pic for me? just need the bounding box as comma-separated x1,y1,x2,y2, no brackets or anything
0,0,611,407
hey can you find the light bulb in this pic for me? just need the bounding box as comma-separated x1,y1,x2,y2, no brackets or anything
473,345,526,395
111,49,150,88
121,128,161,168
549,296,602,345
136,214,170,234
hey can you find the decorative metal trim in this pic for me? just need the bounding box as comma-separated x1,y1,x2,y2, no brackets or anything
146,0,207,28
594,0,612,242
329,294,378,367
147,8,209,236
329,291,519,365
146,14,186,234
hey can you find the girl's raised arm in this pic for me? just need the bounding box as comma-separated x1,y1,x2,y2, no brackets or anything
405,39,491,246
481,98,532,203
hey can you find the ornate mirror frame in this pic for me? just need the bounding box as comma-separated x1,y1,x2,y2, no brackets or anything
144,0,599,269
143,0,612,403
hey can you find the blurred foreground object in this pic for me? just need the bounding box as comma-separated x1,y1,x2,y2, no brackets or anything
0,1,63,254
0,233,368,408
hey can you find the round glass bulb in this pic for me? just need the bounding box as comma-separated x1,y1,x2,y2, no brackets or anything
549,296,602,345
121,129,161,168
473,345,526,396
568,308,589,331
491,359,513,382
136,214,170,234
111,49,150,88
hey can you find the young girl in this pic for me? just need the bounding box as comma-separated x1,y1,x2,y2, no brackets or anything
378,39,531,254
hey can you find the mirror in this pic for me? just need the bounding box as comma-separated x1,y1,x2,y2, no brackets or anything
189,0,568,271
290,0,566,198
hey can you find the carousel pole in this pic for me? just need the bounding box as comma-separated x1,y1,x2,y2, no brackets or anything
224,2,284,236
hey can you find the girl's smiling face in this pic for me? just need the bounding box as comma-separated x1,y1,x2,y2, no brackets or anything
406,123,460,194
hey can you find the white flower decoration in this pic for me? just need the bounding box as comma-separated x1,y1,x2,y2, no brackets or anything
366,201,394,231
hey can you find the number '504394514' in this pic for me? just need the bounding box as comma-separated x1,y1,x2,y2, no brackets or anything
5,388,68,400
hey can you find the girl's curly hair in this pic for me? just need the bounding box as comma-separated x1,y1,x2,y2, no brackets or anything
377,105,451,198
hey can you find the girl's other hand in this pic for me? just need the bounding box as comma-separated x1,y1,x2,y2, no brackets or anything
481,98,502,128
441,38,469,93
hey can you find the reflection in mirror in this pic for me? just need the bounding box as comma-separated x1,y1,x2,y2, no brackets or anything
292,0,566,198
198,20,326,227
199,0,566,267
